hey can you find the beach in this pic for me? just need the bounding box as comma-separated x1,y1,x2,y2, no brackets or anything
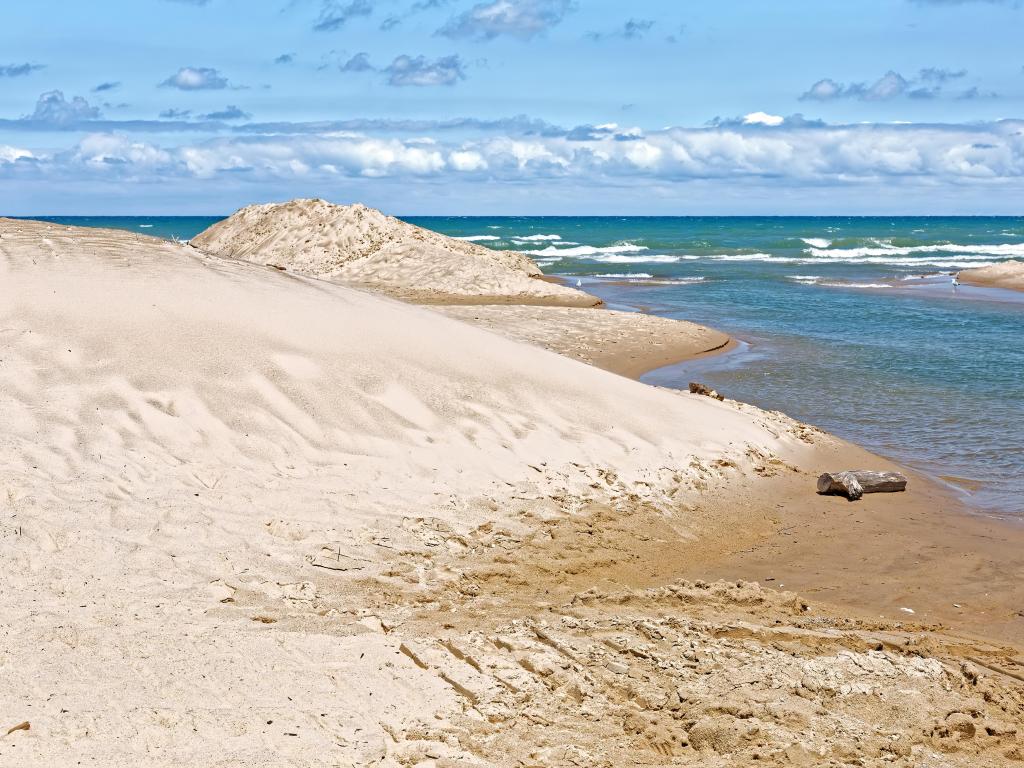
959,260,1024,292
3,209,1024,767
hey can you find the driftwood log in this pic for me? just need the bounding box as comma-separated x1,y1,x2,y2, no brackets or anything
816,470,907,501
689,382,724,401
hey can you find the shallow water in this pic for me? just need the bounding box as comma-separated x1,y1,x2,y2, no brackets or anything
34,215,1024,515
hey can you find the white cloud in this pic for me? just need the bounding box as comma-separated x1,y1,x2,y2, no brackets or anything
439,0,574,40
160,67,230,90
449,149,488,171
384,55,466,86
9,120,1024,199
742,111,785,127
29,91,101,124
0,145,34,163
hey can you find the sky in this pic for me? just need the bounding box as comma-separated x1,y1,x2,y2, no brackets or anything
1,0,1023,214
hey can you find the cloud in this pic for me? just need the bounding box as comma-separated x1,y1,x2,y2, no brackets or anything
383,55,466,86
801,68,976,101
159,108,193,119
587,18,655,41
92,81,121,93
0,63,45,77
314,0,373,31
13,118,1024,191
160,66,230,90
742,111,785,127
0,145,34,164
27,91,101,125
274,53,295,65
341,52,375,72
439,0,574,41
201,105,252,120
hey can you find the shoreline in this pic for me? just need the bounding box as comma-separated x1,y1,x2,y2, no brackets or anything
577,278,1024,648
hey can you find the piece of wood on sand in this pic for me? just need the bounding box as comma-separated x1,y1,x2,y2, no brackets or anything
816,470,908,501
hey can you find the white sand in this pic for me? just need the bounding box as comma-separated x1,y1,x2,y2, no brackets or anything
958,259,1024,292
4,219,1021,766
0,219,794,763
192,199,598,306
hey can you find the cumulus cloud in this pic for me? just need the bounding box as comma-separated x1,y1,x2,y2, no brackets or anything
13,119,1022,191
341,52,375,72
384,55,466,86
439,0,574,41
742,111,785,127
0,145,34,163
0,63,45,77
801,68,974,101
314,0,373,31
274,53,295,65
160,66,231,90
27,91,101,124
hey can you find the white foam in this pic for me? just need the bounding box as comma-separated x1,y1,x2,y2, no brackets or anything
787,275,821,283
820,282,893,289
511,234,562,242
807,242,1024,259
593,272,654,278
139,224,154,228
801,238,830,248
455,235,502,242
592,254,681,264
522,243,649,258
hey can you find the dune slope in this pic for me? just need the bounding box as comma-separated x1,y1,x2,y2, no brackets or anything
191,198,599,305
3,219,1021,767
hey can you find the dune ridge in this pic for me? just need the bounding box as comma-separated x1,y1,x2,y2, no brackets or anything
3,218,1023,767
191,198,599,306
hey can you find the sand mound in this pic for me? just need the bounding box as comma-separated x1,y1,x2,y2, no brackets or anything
191,198,598,306
959,259,1024,292
5,219,1020,766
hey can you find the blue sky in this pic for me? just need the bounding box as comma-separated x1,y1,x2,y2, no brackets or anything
1,0,1023,214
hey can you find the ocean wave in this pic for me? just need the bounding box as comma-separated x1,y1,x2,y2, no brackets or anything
801,237,830,248
593,254,681,264
787,275,821,283
138,224,154,228
455,235,502,242
820,282,893,289
807,242,1024,259
511,234,563,242
522,243,649,258
592,272,654,278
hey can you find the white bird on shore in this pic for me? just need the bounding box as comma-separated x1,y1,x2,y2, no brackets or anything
576,279,582,287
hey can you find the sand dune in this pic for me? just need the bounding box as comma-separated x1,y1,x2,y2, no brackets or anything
3,218,1022,767
192,198,599,306
959,259,1024,292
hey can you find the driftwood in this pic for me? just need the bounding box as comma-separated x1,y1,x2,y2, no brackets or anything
689,382,724,401
816,470,907,501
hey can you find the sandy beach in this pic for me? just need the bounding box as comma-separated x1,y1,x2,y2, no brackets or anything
959,260,1024,292
3,211,1024,767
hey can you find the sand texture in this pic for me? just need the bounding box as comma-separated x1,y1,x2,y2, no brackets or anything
3,218,1024,767
959,260,1024,292
191,199,599,306
436,305,731,377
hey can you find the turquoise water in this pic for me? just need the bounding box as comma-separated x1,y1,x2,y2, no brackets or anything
32,215,1024,515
